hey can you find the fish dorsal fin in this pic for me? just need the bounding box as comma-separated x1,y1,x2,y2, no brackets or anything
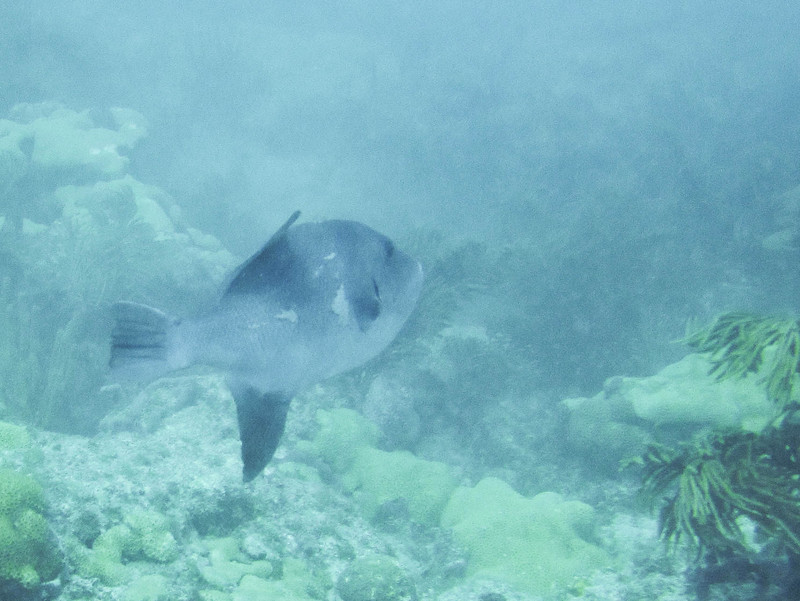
223,210,301,296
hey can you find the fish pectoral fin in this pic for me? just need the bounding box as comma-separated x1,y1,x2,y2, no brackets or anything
235,389,292,482
350,282,382,332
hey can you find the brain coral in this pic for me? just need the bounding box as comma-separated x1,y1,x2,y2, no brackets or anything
440,477,610,595
0,468,63,590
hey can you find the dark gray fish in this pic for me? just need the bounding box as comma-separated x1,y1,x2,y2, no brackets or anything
110,211,423,481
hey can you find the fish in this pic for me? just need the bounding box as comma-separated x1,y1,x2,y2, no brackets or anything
110,211,423,481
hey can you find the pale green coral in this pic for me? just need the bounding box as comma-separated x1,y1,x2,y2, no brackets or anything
343,448,456,526
196,547,315,601
78,508,179,586
0,468,62,589
440,477,610,596
79,524,135,585
95,524,137,562
125,509,179,563
305,409,456,525
14,508,48,542
230,559,317,601
626,354,774,429
0,467,44,518
197,536,272,589
304,408,379,473
0,421,29,450
3,104,147,178
565,353,777,470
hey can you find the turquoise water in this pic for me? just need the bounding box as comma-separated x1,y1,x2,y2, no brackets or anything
0,4,799,600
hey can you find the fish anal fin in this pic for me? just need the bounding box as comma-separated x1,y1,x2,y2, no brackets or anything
235,389,292,482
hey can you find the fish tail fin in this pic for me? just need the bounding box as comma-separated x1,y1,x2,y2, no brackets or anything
110,301,184,381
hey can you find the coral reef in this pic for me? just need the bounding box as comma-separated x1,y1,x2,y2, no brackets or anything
302,408,456,526
0,103,235,432
564,352,775,473
0,99,714,601
300,407,612,595
440,477,610,596
76,509,181,587
0,467,63,591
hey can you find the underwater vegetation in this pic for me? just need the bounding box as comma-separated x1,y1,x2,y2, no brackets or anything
641,424,800,555
0,425,64,597
684,312,799,410
0,467,64,593
640,312,800,595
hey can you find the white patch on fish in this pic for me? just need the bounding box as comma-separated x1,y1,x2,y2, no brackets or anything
275,309,298,324
331,284,350,325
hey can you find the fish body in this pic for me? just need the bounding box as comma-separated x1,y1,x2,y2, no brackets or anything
111,211,423,481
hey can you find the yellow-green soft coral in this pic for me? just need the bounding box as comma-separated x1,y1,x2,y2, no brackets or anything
0,421,30,450
343,448,456,526
304,408,456,525
305,408,380,473
78,508,179,586
197,536,272,590
440,477,610,596
124,509,179,563
0,468,62,589
636,312,800,561
79,524,136,585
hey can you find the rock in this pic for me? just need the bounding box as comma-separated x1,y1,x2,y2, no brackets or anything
336,554,417,601
565,353,776,470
